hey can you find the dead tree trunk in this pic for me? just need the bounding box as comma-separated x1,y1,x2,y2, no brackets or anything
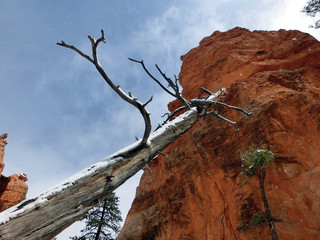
0,90,222,240
0,30,251,239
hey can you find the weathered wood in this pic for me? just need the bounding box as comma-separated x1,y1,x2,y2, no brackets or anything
58,30,152,151
0,89,225,240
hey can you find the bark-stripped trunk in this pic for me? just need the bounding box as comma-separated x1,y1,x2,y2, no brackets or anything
0,88,224,240
0,30,251,240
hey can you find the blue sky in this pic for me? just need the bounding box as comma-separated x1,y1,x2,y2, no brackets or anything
0,0,319,238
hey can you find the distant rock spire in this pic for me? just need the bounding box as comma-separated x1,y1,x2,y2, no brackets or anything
0,133,28,212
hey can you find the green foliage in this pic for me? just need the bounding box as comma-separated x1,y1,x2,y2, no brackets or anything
302,0,320,28
70,192,122,240
237,145,278,239
237,212,269,232
239,145,275,178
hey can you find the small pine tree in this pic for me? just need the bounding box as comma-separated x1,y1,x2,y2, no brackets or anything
302,0,320,28
70,192,122,240
238,145,278,240
240,145,275,179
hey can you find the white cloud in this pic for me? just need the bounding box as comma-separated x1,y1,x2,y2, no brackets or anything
127,1,227,76
3,140,75,197
267,0,320,40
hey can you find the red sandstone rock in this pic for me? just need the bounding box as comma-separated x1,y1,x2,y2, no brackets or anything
118,28,320,240
0,134,28,212
0,133,8,175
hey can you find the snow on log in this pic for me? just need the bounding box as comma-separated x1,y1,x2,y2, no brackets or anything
0,88,225,240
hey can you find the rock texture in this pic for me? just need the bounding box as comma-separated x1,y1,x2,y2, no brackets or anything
118,27,320,240
0,134,28,212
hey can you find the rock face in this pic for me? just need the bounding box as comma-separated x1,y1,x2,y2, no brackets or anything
118,28,320,240
0,134,28,212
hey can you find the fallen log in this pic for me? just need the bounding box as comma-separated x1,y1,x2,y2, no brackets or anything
0,88,225,240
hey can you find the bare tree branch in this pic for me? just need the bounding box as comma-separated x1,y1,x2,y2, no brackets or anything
188,87,252,131
129,58,191,109
156,86,251,132
0,29,253,239
57,41,94,64
215,102,252,116
200,87,214,96
0,88,226,240
156,106,188,130
128,60,251,131
128,58,175,98
205,110,239,131
57,30,151,152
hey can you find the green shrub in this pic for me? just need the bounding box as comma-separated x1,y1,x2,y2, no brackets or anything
237,212,269,231
239,145,275,178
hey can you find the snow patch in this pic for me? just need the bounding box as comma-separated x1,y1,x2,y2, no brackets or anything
0,93,219,225
0,156,122,225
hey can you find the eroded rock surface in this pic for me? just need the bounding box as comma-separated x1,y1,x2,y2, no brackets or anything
118,28,320,240
0,134,28,212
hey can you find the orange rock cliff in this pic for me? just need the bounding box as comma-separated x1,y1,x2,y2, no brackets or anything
117,27,320,240
0,133,28,212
